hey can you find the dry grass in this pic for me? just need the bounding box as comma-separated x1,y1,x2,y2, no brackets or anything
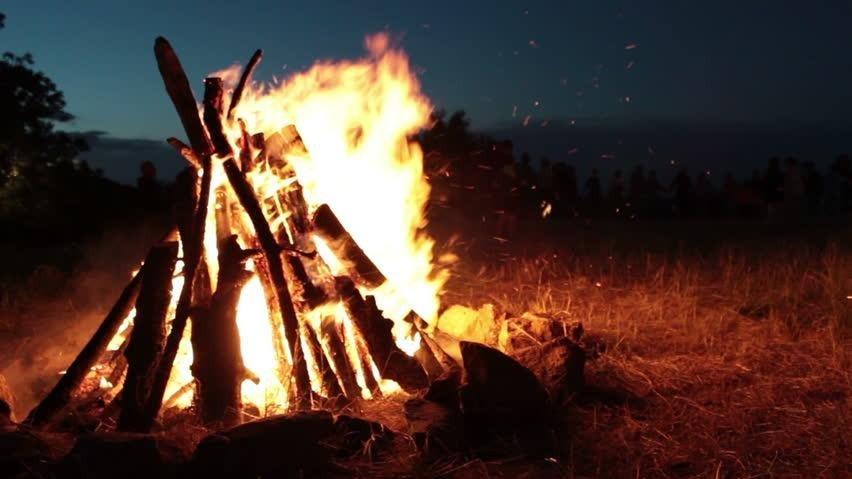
437,219,851,478
2,218,850,477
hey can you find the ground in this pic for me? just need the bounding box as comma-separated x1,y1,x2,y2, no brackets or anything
1,217,850,478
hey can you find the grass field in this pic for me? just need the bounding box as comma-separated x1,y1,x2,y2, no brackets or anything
1,217,850,477
437,217,851,477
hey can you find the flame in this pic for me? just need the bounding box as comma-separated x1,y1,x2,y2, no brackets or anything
91,33,442,417
226,33,447,327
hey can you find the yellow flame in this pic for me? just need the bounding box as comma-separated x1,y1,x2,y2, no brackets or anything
226,33,447,329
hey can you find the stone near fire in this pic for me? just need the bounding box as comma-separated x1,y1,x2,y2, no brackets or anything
436,304,499,345
513,336,586,402
191,410,336,478
423,368,462,409
62,432,163,479
404,398,463,457
458,341,550,430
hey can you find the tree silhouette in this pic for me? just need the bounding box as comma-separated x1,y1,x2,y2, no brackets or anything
0,12,90,217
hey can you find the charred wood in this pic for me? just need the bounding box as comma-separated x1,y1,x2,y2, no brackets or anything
227,49,263,121
118,242,179,432
301,324,343,402
222,157,311,409
154,37,213,157
143,153,212,431
202,77,232,157
192,235,255,426
335,278,428,392
312,205,386,288
166,137,201,169
319,317,360,400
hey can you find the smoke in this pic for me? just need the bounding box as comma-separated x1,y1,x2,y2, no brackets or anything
0,218,166,417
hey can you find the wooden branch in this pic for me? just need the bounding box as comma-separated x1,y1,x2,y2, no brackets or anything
24,267,143,427
353,330,383,398
154,37,213,157
143,154,212,431
203,77,232,157
336,278,428,392
302,323,343,401
166,137,201,169
227,49,263,121
319,317,360,400
192,235,254,426
237,119,252,172
312,204,386,288
118,242,179,432
222,157,311,409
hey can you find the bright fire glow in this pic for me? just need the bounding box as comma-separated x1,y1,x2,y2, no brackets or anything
91,33,444,417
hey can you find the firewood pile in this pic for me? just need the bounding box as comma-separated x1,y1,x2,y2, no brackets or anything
0,37,597,477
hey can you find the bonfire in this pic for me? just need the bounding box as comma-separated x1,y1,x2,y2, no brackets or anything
22,34,586,456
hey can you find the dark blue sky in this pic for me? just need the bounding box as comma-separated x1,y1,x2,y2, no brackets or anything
3,1,851,181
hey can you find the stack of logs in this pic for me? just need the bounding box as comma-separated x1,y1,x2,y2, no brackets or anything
23,37,451,432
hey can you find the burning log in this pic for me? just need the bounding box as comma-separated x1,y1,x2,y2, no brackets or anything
312,204,386,289
143,151,211,429
222,157,312,409
154,37,213,157
237,119,253,172
166,137,201,169
353,332,383,399
118,242,179,432
335,278,428,392
227,49,263,121
192,235,256,426
142,40,217,429
301,324,343,402
203,77,232,157
319,317,360,400
24,258,147,428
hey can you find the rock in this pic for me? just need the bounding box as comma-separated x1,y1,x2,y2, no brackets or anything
192,410,335,478
62,432,162,479
404,398,462,457
458,341,552,454
459,341,549,425
332,415,394,457
423,368,462,409
436,304,499,344
513,336,586,401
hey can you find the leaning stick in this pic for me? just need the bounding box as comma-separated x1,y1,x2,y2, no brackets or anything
118,242,179,432
312,204,387,289
166,137,201,169
223,158,312,410
154,37,214,157
336,278,428,392
24,269,143,427
142,38,215,431
203,77,232,157
227,49,263,121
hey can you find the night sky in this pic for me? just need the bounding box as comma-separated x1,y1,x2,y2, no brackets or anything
4,1,851,181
